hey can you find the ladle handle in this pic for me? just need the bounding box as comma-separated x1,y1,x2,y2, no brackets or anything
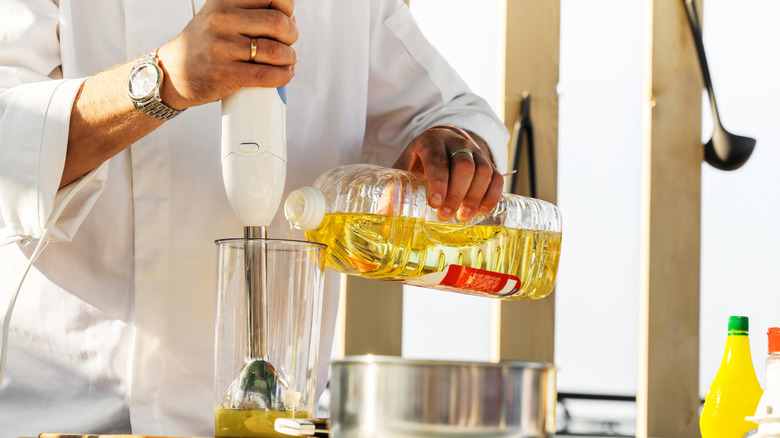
682,0,722,129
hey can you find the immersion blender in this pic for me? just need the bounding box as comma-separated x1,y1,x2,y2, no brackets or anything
220,85,288,410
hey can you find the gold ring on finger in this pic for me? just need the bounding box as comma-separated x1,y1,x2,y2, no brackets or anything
250,38,258,62
450,148,473,159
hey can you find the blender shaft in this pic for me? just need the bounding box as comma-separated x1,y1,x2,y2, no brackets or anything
245,225,268,360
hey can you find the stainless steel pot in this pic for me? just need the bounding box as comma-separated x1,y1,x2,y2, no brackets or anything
326,355,556,438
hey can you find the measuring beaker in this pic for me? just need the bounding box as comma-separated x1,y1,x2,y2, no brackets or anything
214,238,326,438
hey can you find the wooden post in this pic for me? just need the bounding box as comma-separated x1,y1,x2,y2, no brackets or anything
637,0,703,436
338,276,403,357
492,0,560,363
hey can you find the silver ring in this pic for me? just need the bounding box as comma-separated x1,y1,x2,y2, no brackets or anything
450,148,473,159
250,38,258,62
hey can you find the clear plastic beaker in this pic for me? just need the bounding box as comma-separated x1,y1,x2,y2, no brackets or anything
214,238,326,438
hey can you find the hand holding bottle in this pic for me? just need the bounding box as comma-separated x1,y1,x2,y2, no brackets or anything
393,126,504,222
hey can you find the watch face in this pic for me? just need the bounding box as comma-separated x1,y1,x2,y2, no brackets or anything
128,62,161,101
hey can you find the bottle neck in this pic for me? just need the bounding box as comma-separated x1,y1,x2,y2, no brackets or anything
767,351,780,368
705,331,762,402
720,334,757,375
767,352,780,385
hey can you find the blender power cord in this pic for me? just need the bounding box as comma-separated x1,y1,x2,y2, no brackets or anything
0,163,105,387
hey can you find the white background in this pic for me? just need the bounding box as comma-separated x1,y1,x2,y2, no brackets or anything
402,0,780,405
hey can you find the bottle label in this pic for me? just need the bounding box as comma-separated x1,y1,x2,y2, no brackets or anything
405,265,521,297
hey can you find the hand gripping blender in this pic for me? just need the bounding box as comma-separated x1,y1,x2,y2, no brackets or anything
220,86,287,410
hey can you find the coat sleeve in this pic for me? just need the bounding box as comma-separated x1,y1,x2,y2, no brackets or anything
0,0,108,247
362,0,510,174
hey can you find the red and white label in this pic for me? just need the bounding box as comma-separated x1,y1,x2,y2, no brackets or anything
406,265,521,298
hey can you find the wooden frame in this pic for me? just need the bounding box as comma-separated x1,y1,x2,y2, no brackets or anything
637,0,703,436
492,0,560,364
336,275,403,357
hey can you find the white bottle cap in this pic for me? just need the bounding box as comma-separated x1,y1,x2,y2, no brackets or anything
285,187,327,231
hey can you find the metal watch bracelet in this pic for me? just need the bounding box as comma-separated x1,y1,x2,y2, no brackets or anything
135,98,185,121
129,50,185,121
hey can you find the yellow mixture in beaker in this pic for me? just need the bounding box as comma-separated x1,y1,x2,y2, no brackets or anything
215,408,313,438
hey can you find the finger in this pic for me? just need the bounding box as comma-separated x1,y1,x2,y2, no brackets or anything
391,151,412,174
266,0,295,17
234,8,299,45
415,138,450,210
221,29,296,64
438,150,475,221
233,0,295,17
456,154,495,222
249,37,297,65
477,171,505,216
233,62,296,88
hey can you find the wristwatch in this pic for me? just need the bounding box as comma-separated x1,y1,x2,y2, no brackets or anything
127,50,185,121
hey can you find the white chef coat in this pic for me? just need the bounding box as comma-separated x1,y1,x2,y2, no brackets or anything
0,0,509,436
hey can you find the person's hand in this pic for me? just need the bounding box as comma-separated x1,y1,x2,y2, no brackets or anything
393,126,504,222
155,0,299,110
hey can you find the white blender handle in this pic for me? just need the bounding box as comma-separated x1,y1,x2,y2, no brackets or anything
221,87,287,227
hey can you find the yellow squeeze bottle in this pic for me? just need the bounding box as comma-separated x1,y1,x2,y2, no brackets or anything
700,315,763,438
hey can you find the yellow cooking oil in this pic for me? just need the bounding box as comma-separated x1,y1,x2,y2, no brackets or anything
305,212,562,298
215,408,312,438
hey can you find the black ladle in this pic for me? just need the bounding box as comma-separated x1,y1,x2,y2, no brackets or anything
683,0,755,171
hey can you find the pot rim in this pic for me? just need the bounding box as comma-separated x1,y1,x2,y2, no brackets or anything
331,354,556,370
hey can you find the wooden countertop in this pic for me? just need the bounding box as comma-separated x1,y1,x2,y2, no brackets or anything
36,434,211,438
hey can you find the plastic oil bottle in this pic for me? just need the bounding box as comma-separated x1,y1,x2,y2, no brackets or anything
283,164,562,300
700,315,763,438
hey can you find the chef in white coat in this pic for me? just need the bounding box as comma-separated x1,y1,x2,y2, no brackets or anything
0,0,509,435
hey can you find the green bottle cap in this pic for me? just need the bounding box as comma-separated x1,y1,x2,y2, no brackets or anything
728,315,749,335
